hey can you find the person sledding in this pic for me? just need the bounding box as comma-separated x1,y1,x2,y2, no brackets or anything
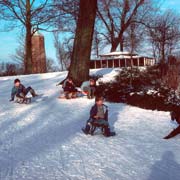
82,96,116,137
10,79,38,104
164,109,180,139
81,79,96,99
62,77,78,99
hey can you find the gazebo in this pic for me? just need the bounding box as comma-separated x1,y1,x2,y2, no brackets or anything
90,51,155,69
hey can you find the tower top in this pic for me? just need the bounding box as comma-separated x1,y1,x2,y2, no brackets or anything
33,31,43,37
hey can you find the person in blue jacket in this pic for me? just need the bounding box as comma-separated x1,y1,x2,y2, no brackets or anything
10,79,37,102
82,96,115,137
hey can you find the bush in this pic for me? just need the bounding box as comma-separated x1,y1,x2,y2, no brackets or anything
96,67,179,111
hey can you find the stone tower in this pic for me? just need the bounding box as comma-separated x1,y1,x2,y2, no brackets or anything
32,32,47,73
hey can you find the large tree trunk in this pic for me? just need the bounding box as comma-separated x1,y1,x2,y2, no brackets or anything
68,0,97,86
110,42,118,52
120,37,124,52
24,0,32,74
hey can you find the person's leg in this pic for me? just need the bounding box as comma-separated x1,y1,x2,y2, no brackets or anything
72,92,77,98
91,87,96,99
96,119,109,126
25,86,37,97
64,92,72,99
83,119,93,134
24,86,32,95
87,87,92,99
164,126,180,139
96,119,111,136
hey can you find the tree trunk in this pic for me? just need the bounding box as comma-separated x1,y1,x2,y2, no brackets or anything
110,41,119,52
25,0,32,74
68,0,97,86
120,38,124,52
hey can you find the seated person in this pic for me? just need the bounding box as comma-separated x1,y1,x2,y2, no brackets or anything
63,77,77,99
10,79,38,103
81,79,96,99
82,96,115,137
164,110,180,139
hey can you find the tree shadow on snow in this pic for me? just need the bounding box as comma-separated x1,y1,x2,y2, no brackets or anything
0,97,92,179
147,151,180,180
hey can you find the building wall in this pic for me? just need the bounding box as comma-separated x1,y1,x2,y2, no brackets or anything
90,57,155,69
32,34,47,73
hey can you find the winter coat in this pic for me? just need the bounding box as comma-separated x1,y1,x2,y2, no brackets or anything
11,84,26,100
64,81,77,92
90,104,108,121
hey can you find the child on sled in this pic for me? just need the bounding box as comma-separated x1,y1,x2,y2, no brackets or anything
62,77,78,99
82,96,115,137
10,79,38,104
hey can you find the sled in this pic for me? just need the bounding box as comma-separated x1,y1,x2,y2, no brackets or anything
82,127,116,137
15,97,31,104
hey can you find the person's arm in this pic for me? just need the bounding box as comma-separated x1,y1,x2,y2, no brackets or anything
90,105,97,119
10,87,16,101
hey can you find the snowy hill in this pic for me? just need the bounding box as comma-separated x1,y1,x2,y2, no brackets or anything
0,70,180,180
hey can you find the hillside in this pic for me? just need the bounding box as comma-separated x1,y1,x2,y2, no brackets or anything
0,70,180,180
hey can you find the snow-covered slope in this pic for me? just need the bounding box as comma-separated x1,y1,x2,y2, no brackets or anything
0,70,180,180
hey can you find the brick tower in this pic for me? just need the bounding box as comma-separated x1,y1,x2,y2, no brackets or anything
32,32,47,73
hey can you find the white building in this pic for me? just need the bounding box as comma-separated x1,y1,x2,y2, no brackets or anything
90,51,155,69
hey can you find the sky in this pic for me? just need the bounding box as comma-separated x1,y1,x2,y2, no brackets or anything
0,0,180,65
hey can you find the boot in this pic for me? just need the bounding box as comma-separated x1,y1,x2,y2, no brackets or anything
82,124,91,134
103,126,111,137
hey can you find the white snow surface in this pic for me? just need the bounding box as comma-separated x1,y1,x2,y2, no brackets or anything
0,70,180,180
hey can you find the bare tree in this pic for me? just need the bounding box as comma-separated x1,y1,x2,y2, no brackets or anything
0,0,57,74
97,0,153,52
148,11,180,65
53,32,73,71
68,0,97,86
10,34,25,70
46,57,57,72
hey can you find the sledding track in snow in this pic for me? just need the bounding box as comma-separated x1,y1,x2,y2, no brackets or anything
0,70,180,180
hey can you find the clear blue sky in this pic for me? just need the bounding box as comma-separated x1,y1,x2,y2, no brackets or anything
0,0,180,64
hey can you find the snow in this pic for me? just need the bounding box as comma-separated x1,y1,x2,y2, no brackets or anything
100,51,137,56
91,68,120,83
0,70,180,180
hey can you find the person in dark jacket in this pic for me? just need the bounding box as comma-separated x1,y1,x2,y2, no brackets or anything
164,110,180,139
63,77,77,99
82,96,115,137
10,79,37,102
